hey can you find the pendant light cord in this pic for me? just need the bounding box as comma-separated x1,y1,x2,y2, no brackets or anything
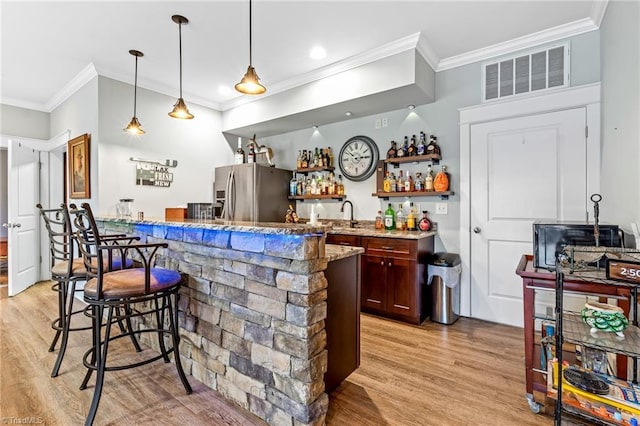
133,55,139,117
178,22,183,98
249,0,253,66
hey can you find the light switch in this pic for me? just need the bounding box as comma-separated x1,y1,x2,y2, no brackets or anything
435,203,447,215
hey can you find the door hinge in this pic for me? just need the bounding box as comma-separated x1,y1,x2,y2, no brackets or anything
40,255,42,263
585,126,589,138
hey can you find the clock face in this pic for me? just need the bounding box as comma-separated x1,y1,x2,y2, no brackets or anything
338,136,379,182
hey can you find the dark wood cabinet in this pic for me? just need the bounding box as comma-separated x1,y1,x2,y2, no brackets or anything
326,233,434,324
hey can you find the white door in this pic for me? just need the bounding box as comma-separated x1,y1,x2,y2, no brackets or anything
6,141,40,296
470,108,587,326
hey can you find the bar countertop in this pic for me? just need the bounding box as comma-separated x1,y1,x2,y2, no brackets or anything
325,244,364,262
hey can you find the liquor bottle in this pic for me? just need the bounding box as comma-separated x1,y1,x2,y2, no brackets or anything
327,171,335,195
404,170,413,192
235,137,245,164
296,150,302,170
327,147,334,167
314,148,320,167
397,170,404,192
375,210,383,230
384,203,395,231
408,135,418,156
247,143,256,163
383,171,392,193
397,136,407,157
418,211,432,231
337,175,345,195
322,148,328,167
310,174,318,195
387,141,398,159
289,172,297,197
417,132,426,156
395,204,405,231
406,202,417,231
426,135,441,157
301,150,308,169
434,165,450,192
415,172,423,191
425,165,434,191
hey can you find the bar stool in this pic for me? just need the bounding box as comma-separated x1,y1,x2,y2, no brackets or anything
70,203,191,426
37,203,140,377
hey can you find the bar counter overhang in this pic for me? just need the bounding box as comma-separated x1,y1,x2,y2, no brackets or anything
95,216,362,426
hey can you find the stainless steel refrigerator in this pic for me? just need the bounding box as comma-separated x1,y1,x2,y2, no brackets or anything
214,163,292,222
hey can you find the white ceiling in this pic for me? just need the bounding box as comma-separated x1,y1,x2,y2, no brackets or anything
1,1,604,113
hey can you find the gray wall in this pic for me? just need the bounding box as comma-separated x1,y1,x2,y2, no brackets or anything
0,104,50,140
600,0,640,233
97,76,232,218
259,30,601,253
0,150,6,238
50,76,100,211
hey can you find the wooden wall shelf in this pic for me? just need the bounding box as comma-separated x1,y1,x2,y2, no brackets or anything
295,166,335,174
385,154,441,166
372,191,454,200
288,194,344,201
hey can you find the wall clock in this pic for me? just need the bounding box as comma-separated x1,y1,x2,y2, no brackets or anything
338,135,379,182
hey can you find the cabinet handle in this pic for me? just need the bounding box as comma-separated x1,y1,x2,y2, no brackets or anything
381,246,394,250
388,262,392,267
380,261,385,266
338,242,350,246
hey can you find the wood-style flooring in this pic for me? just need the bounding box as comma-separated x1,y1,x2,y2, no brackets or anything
1,281,556,425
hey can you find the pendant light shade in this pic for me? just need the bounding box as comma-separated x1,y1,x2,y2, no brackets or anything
124,50,145,135
169,15,194,119
235,0,266,95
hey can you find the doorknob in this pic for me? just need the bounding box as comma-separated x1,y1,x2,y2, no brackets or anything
1,223,8,228
14,223,21,228
473,227,481,234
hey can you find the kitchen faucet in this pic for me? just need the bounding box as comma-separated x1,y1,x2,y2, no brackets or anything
340,200,358,228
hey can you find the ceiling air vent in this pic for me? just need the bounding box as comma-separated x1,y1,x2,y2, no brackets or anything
483,43,570,102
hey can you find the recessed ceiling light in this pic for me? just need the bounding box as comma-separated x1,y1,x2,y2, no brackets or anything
309,46,326,60
407,104,415,110
313,125,319,129
345,111,352,116
218,85,233,96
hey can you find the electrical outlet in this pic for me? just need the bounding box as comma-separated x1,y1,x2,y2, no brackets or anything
435,203,447,215
375,118,381,129
381,117,388,127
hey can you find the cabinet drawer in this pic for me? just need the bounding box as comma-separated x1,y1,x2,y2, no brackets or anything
326,234,361,247
363,237,415,259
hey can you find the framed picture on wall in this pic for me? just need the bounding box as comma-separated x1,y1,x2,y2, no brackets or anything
68,134,90,199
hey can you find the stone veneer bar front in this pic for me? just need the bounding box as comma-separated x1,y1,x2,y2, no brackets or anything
96,217,335,426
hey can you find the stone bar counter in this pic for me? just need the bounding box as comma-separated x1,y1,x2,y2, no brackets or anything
96,217,362,426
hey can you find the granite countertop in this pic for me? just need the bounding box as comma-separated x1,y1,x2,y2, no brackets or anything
326,226,436,240
96,216,326,236
325,244,364,262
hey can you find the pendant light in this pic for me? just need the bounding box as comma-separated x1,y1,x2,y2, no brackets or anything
168,14,194,119
235,0,266,95
124,50,145,135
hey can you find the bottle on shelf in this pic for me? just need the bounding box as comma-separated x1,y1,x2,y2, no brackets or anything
301,150,308,169
235,137,245,164
337,175,345,196
310,174,318,195
375,210,383,230
397,170,404,192
387,141,398,159
425,165,434,192
327,171,335,195
296,150,302,170
417,132,427,156
408,135,418,156
247,143,256,163
383,171,392,193
406,202,417,231
289,172,297,197
384,203,396,231
395,204,406,231
415,172,423,191
314,148,320,167
426,135,441,156
434,165,450,192
327,147,334,167
296,177,303,196
398,136,408,157
418,211,432,231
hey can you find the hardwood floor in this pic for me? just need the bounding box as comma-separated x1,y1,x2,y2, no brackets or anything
1,282,555,425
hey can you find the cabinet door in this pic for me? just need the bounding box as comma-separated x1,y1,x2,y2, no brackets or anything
386,257,417,319
362,254,387,312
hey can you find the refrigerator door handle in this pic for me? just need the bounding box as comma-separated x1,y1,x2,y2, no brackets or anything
222,169,234,220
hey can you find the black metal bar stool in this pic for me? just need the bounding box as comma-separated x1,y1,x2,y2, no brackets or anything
70,203,191,426
37,203,140,377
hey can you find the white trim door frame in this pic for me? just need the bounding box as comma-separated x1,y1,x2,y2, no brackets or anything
458,82,601,319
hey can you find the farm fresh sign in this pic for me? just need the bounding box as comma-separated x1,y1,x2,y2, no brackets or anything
135,162,174,187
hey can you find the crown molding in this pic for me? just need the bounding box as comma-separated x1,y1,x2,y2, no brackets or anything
416,32,440,71
437,17,598,71
0,97,49,112
45,62,98,112
221,32,422,111
590,0,609,27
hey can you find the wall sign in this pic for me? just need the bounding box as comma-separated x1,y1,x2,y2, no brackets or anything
130,157,178,188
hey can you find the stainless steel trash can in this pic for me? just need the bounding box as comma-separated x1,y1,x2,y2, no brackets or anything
428,253,461,325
